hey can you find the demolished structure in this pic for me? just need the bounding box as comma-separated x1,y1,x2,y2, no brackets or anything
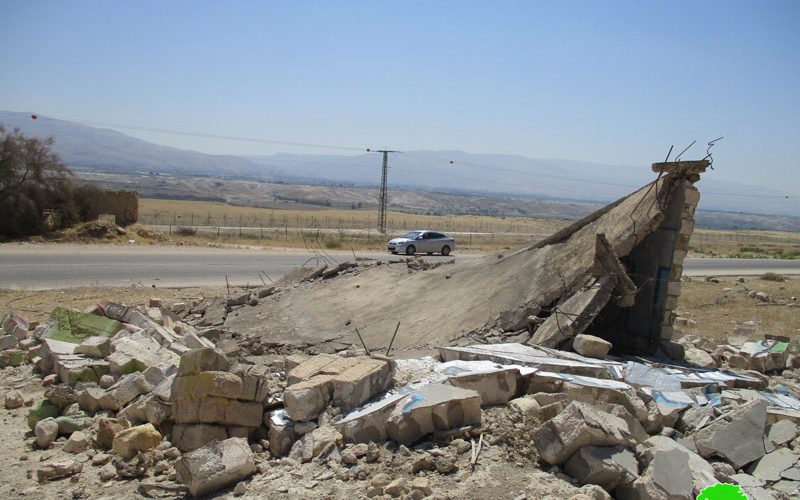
3,159,800,499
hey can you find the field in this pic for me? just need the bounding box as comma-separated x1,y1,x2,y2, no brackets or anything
136,197,800,255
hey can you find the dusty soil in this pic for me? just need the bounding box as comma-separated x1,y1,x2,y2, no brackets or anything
676,275,800,342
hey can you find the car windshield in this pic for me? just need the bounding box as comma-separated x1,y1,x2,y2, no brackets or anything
402,231,423,238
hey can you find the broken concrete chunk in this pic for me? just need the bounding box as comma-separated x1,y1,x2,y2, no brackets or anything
386,384,481,446
764,419,799,453
564,445,638,491
534,401,641,465
175,437,256,497
530,274,616,348
573,334,613,359
750,448,799,483
691,398,767,469
446,367,519,406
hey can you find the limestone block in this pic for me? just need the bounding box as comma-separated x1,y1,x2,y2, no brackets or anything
283,376,334,422
74,336,112,358
684,347,716,369
176,348,230,376
27,400,60,430
446,367,519,406
691,399,767,468
236,364,272,402
171,371,243,401
534,401,640,465
764,420,799,453
573,334,613,359
108,336,179,375
336,393,407,444
175,437,256,497
35,417,59,448
268,411,297,457
174,396,262,427
330,357,395,411
112,423,163,459
386,384,482,446
564,445,638,491
97,417,130,450
172,423,228,452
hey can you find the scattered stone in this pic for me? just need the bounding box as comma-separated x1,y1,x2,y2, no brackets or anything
98,462,116,482
27,399,60,430
690,399,767,468
564,445,638,491
63,431,90,454
573,334,613,359
112,423,162,459
175,437,256,497
683,347,716,369
37,459,83,482
384,478,408,497
386,384,482,446
750,448,798,482
764,419,799,453
97,417,130,450
534,401,642,465
35,417,59,449
4,389,24,409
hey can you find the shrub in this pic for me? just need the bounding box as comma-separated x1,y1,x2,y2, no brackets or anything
760,272,788,282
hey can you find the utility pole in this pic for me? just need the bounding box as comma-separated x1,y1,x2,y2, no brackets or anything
368,148,400,234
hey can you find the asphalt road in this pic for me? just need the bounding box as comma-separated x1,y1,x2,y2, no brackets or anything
1,244,798,290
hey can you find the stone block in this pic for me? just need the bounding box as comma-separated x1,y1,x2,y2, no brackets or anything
336,393,407,444
330,357,395,411
175,437,256,497
564,445,638,491
74,336,112,358
573,334,613,359
171,371,243,401
108,337,179,375
268,410,297,457
534,401,641,465
764,419,798,453
27,400,60,430
112,423,162,459
181,331,215,350
173,396,262,427
97,417,131,450
446,367,519,406
236,364,272,402
172,423,228,452
750,448,798,483
177,348,230,376
0,335,17,351
78,387,106,413
690,399,767,469
45,307,122,344
386,384,482,446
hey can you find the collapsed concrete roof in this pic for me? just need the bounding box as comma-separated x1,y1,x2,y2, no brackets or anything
227,160,708,355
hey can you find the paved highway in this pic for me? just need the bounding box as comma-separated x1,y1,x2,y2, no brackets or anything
1,244,798,290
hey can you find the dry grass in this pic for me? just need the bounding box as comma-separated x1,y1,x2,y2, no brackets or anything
676,276,800,343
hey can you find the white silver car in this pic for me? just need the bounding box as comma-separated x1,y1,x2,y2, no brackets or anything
387,230,454,256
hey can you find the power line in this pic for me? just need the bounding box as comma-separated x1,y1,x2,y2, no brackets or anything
367,148,401,233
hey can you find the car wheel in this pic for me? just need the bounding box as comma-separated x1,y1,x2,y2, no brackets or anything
406,245,416,256
391,251,398,254
441,245,451,256
426,252,433,255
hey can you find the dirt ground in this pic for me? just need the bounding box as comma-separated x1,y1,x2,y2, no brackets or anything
676,275,800,342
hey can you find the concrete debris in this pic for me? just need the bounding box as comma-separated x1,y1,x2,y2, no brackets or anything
534,401,643,465
386,384,482,445
175,437,256,497
564,445,639,491
4,163,800,498
284,354,394,421
616,436,716,500
690,399,768,468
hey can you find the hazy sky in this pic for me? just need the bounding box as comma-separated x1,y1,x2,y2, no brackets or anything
1,1,798,194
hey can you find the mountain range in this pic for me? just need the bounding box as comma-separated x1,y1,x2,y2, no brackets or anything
2,110,797,218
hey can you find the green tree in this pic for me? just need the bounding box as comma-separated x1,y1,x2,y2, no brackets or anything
0,126,102,238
